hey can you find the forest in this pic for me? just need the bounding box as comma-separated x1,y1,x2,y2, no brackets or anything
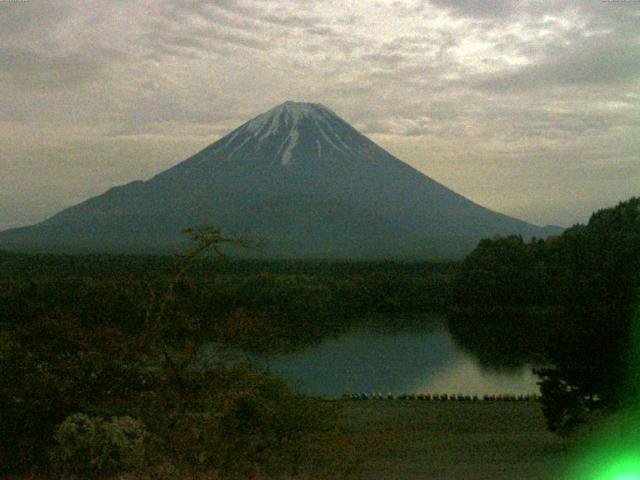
449,197,640,435
0,245,453,477
1,197,639,478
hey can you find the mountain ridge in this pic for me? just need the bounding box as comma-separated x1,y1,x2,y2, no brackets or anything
0,101,563,258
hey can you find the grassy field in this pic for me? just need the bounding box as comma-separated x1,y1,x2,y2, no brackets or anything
300,400,567,480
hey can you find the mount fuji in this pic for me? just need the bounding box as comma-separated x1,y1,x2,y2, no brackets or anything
0,101,561,258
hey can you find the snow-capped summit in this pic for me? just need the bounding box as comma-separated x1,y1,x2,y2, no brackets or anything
0,102,562,257
209,100,367,166
245,101,334,131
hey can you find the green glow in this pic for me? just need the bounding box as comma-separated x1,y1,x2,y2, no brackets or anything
564,211,640,480
566,446,640,480
561,388,640,480
570,295,640,480
596,457,640,480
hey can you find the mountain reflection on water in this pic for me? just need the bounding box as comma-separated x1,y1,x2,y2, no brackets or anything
262,316,539,397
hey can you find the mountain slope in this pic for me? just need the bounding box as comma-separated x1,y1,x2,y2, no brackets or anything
0,101,562,258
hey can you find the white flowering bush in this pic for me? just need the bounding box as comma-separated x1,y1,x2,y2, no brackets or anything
51,413,147,476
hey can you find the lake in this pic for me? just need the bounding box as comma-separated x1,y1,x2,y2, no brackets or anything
262,315,540,397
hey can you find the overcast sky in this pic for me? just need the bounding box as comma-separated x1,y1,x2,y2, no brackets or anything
1,0,638,230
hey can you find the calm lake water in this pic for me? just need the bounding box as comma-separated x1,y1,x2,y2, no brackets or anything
262,316,539,397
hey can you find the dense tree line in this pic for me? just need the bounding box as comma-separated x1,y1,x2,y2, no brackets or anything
0,257,453,354
447,235,557,368
450,197,640,434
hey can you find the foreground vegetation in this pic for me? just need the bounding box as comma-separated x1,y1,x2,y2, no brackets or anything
2,197,639,477
1,400,567,480
0,233,454,477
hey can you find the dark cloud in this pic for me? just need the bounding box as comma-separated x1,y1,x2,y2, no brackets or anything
166,0,322,30
427,0,518,19
144,1,322,57
360,52,408,67
0,1,70,35
476,34,640,92
304,26,338,36
201,26,269,50
259,12,321,28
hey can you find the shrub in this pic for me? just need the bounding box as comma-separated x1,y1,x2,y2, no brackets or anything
165,411,222,467
51,413,147,476
0,312,147,472
149,365,324,477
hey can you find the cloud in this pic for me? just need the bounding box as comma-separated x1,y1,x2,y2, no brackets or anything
427,0,518,19
360,52,408,67
0,1,71,36
476,33,640,91
425,0,584,21
0,47,118,91
0,0,638,229
358,116,435,137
